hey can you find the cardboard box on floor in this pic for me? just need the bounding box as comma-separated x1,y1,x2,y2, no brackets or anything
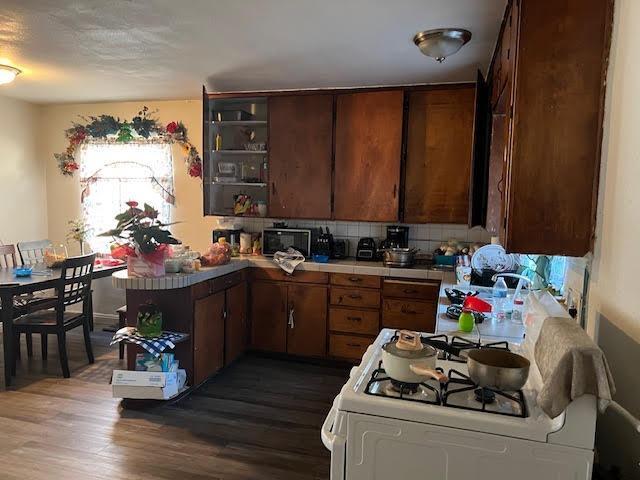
111,369,187,400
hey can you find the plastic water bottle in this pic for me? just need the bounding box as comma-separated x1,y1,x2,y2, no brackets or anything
492,277,508,323
511,294,524,324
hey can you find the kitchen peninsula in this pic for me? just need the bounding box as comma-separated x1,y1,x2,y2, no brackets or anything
113,256,524,388
113,257,451,384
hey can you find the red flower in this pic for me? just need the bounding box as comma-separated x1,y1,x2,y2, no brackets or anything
110,244,135,260
188,161,202,178
65,161,79,171
166,122,178,134
126,200,139,208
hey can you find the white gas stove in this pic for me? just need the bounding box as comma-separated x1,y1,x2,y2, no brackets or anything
322,329,597,480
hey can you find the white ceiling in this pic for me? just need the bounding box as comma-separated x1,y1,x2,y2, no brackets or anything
0,0,505,104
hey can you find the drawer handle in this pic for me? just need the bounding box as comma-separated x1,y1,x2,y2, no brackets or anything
348,294,362,300
346,343,362,348
347,316,362,322
403,289,419,294
401,306,418,315
348,277,362,283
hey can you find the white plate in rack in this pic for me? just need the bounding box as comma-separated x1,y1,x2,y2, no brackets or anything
471,244,516,272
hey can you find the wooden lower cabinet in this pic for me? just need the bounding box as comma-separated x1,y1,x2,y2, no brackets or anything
329,307,379,336
382,298,437,333
225,281,248,366
251,280,328,357
286,285,328,357
251,281,287,353
382,278,440,333
193,291,225,385
329,334,374,361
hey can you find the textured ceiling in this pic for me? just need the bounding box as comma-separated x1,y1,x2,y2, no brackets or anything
0,0,505,104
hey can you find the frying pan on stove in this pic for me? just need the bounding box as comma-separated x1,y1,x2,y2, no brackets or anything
467,349,530,391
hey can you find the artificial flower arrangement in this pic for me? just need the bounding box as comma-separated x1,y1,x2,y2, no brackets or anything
100,201,181,277
66,218,91,255
55,106,202,178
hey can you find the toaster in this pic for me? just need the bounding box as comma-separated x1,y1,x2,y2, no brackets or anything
356,237,377,261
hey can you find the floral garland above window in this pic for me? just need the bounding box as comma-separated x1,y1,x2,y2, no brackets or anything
54,106,202,178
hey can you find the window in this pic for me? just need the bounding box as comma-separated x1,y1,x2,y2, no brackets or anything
79,143,174,253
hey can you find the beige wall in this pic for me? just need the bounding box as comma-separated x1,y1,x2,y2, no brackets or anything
588,0,640,343
0,95,48,248
39,99,219,255
588,0,640,476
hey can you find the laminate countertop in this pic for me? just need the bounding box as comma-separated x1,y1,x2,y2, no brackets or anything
112,255,456,291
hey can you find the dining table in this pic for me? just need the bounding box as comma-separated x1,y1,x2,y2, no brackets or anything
0,262,126,387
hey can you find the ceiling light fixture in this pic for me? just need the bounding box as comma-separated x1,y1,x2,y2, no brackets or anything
413,28,472,63
0,64,22,85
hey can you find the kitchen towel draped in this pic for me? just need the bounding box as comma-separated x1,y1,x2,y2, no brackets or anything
534,316,616,418
273,248,305,275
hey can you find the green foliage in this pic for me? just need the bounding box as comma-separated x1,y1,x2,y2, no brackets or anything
98,201,181,254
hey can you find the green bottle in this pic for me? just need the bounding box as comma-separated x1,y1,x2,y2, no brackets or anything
458,308,475,333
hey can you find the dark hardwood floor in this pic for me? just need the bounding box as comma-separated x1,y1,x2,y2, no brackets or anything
0,320,349,479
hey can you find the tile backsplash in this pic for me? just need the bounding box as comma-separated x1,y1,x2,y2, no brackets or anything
213,216,491,255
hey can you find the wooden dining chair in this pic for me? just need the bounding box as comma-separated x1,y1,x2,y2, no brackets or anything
0,244,18,268
0,244,57,358
13,253,96,378
17,239,53,266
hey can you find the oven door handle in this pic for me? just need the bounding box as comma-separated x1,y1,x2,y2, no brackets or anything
321,403,338,451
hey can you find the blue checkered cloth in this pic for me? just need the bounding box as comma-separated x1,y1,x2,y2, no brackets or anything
110,327,189,358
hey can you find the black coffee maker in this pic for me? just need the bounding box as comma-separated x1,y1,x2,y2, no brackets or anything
380,225,409,249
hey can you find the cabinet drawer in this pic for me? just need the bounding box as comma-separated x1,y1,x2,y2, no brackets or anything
251,268,328,284
383,279,440,301
330,287,380,309
382,298,437,333
330,273,381,289
329,334,374,360
212,270,244,293
329,307,379,335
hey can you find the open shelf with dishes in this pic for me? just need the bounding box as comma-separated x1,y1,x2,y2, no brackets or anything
203,93,269,216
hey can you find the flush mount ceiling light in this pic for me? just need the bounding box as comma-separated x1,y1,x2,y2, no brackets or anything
0,64,21,85
413,28,472,63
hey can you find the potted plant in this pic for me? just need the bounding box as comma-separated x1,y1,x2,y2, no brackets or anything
100,201,180,277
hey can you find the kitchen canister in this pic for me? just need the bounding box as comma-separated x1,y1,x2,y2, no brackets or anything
240,232,253,254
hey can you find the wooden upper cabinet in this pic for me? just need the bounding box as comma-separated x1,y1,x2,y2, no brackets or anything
404,87,476,224
286,285,328,357
268,95,334,219
504,0,612,255
334,91,403,222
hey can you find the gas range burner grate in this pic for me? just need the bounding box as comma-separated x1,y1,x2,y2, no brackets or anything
442,369,528,418
364,361,442,405
447,336,510,363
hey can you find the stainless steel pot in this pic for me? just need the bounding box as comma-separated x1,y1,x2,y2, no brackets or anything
467,349,530,391
382,248,418,268
382,330,448,384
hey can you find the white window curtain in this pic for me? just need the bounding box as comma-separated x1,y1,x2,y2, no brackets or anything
78,142,174,253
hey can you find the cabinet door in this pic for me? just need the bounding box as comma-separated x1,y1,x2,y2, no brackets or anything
268,95,334,219
404,87,476,224
286,284,327,357
334,91,403,222
225,281,247,366
193,291,225,385
250,281,287,352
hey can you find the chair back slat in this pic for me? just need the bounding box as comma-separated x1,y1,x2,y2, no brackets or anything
56,254,96,312
17,240,53,266
0,244,18,268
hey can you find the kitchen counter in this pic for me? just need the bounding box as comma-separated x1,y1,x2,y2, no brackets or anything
435,282,526,341
112,256,456,291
